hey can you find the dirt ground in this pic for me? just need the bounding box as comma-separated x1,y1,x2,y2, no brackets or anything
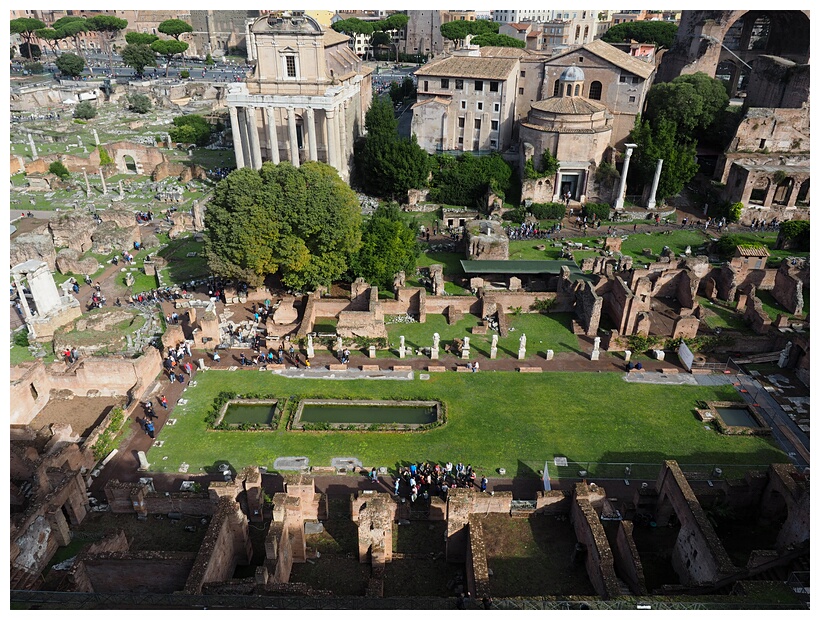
29,395,126,437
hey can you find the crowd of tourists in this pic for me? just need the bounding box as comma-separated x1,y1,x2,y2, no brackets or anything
387,461,490,503
505,221,563,240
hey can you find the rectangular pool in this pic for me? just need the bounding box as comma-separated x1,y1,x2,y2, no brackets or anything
716,407,761,428
293,399,441,429
222,403,276,426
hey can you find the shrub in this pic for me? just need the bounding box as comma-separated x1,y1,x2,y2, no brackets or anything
169,114,213,146
73,101,97,119
777,220,809,251
501,206,526,223
582,202,612,221
13,330,29,348
126,93,152,114
529,202,566,220
48,161,70,180
205,53,214,66
530,297,555,313
24,61,44,74
98,146,113,166
180,69,190,78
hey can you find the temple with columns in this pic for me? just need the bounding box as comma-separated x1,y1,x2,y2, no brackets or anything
226,11,373,181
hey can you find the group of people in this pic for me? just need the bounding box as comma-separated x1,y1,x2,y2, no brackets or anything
392,461,490,503
62,347,79,364
135,211,154,223
750,218,779,232
505,221,563,240
163,341,194,383
238,342,298,368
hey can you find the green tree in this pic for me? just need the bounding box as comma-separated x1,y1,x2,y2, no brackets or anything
470,33,525,48
126,93,152,114
86,15,128,74
440,20,471,46
73,101,97,119
332,18,375,37
629,116,698,203
35,28,64,57
350,202,420,289
169,114,212,146
205,52,214,66
125,31,159,46
353,96,430,200
429,152,514,208
10,17,46,59
48,161,70,180
55,52,85,78
151,39,188,77
204,162,362,291
121,43,156,76
602,21,677,49
23,61,43,74
158,18,193,40
52,16,89,65
644,72,729,141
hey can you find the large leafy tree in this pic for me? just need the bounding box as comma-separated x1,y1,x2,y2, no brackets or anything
350,203,420,289
644,71,729,143
35,28,64,56
52,16,89,65
151,39,188,77
125,31,159,46
470,33,525,48
353,96,430,200
11,17,46,59
629,116,698,203
441,19,499,48
429,152,514,208
332,18,374,37
602,21,677,49
55,52,85,77
204,162,362,291
157,18,193,41
169,114,212,146
121,43,156,77
86,15,128,74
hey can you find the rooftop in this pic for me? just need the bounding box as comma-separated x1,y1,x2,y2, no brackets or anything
459,259,591,282
415,55,519,80
550,39,655,79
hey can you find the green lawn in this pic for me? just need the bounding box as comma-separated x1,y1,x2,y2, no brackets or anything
148,370,786,477
619,229,711,262
9,344,36,366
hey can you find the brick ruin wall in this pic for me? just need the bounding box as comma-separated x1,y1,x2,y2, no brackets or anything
612,520,648,595
570,483,621,599
77,553,198,594
574,281,603,336
771,265,805,315
465,514,491,600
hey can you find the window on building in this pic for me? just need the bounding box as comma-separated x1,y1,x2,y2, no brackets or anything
458,137,464,144
461,100,466,109
759,139,767,149
490,81,499,92
583,26,589,40
588,80,602,100
475,80,483,91
458,117,465,128
474,118,482,130
619,75,627,83
632,76,643,84
574,84,580,96
455,79,464,89
520,70,526,77
491,120,499,130
490,139,497,148
494,102,500,112
423,80,428,91
628,96,636,103
553,80,560,96
519,87,524,95
476,102,483,111
285,55,297,78
474,140,480,150
441,78,449,88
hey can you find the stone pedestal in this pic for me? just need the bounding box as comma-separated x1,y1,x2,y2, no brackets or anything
144,261,156,276
545,349,554,360
461,348,470,360
590,350,600,361
518,348,526,360
654,350,665,361
368,345,376,358
399,346,405,359
624,350,632,362
198,358,206,370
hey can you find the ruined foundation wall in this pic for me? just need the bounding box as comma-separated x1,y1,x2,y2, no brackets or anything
571,485,620,599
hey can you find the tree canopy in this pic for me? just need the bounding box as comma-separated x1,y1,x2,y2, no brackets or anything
644,72,729,141
125,31,159,46
126,93,152,114
86,15,127,72
151,39,188,76
629,116,698,203
169,114,212,146
602,21,677,49
440,19,499,45
35,28,64,56
11,17,46,58
121,43,156,76
350,202,420,289
204,162,362,291
353,96,429,200
470,33,525,48
332,17,374,37
158,19,193,40
51,16,88,59
429,152,514,208
55,52,85,77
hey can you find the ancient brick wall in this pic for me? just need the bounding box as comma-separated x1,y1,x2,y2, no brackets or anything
535,490,572,514
445,488,474,562
612,520,647,595
80,553,197,593
356,494,394,564
675,270,698,309
466,515,491,600
570,484,620,599
296,293,318,338
184,496,251,594
772,265,804,314
574,281,603,336
743,290,772,334
470,491,513,513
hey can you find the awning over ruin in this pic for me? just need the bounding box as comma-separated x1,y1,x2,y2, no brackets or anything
459,260,591,282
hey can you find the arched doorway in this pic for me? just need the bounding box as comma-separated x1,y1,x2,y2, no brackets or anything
122,155,137,173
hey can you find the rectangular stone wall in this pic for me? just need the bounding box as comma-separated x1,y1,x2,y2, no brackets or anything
571,492,620,599
425,296,481,315
534,490,572,514
470,491,513,513
466,515,491,600
82,554,197,593
772,268,803,314
184,497,251,594
296,293,317,338
574,281,603,336
612,520,647,595
675,270,697,309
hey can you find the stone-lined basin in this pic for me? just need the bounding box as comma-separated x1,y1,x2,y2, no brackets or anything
216,399,278,428
697,401,771,436
292,399,441,430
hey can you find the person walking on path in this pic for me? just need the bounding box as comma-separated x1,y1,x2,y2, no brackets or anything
160,395,168,409
145,420,155,439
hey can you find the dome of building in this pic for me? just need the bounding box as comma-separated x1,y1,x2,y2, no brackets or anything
560,65,585,82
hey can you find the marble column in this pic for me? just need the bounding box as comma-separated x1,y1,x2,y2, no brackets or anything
93,129,100,146
83,169,91,195
99,168,107,195
28,134,38,160
338,101,348,176
614,143,637,211
305,107,317,161
265,107,279,164
13,274,33,319
245,107,263,170
287,107,299,166
326,108,339,170
646,158,664,210
237,108,252,169
229,106,245,169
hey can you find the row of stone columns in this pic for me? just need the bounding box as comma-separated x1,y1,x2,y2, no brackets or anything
229,103,349,175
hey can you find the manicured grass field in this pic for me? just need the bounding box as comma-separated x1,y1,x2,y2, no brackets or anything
149,370,786,477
